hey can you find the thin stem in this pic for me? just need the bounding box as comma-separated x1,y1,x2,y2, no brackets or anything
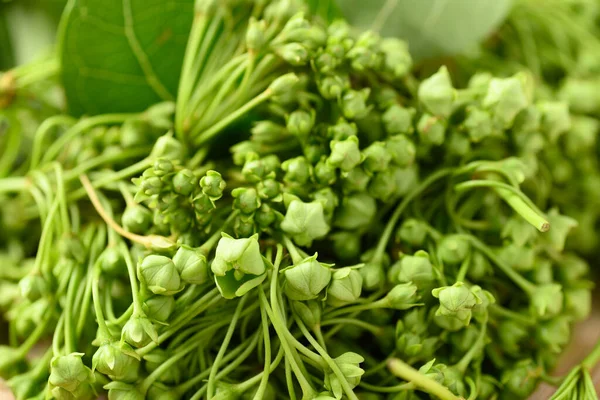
207,295,249,398
283,236,303,264
0,176,28,193
253,287,272,400
321,318,383,336
30,115,76,170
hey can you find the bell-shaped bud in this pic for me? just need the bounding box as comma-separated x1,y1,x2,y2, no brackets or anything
498,319,529,355
92,341,140,382
432,282,481,327
142,295,175,323
103,381,145,400
326,266,363,306
280,199,330,246
418,66,455,118
333,193,376,230
341,167,371,193
122,204,153,234
291,300,322,330
565,287,592,322
500,360,540,398
49,353,95,394
97,247,127,278
463,106,495,142
317,75,348,99
530,283,564,319
386,135,416,167
395,251,435,287
368,169,399,201
138,255,181,296
417,114,446,146
282,156,311,184
381,283,421,310
381,37,412,78
438,235,470,265
282,254,332,301
331,231,361,261
483,74,530,128
324,352,364,400
395,219,428,247
246,17,267,52
268,73,299,96
18,274,48,302
340,89,371,120
314,157,337,185
121,314,158,348
536,316,571,353
538,101,571,142
327,136,362,172
232,187,261,215
172,169,198,196
200,170,226,201
544,208,577,252
328,118,357,140
362,141,392,175
287,109,315,137
173,246,209,285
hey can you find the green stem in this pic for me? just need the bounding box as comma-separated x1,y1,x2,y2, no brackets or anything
120,242,143,314
321,318,383,336
253,288,272,400
454,321,487,374
0,176,27,193
207,295,249,398
359,381,414,393
387,358,461,400
283,236,304,264
30,115,76,170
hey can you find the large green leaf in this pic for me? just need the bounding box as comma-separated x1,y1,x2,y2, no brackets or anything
336,0,512,60
58,0,193,116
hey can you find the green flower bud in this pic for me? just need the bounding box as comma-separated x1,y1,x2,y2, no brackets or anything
233,215,257,238
200,170,226,200
280,199,330,246
359,261,385,291
497,243,535,272
500,359,540,398
396,219,428,247
173,246,209,285
381,37,412,78
246,17,266,52
432,282,481,326
287,109,314,137
92,342,140,382
151,135,184,163
324,352,364,400
97,247,127,277
383,105,415,136
142,295,175,323
385,135,416,167
122,314,158,348
565,287,592,321
276,42,309,66
328,136,362,172
331,231,361,261
256,178,281,201
417,114,446,146
51,384,95,400
147,383,180,400
138,255,181,296
418,66,455,118
446,130,470,156
383,283,421,310
171,169,197,196
538,101,571,142
557,254,589,283
368,169,399,201
232,187,261,215
255,203,279,229
498,319,529,355
311,187,339,219
104,381,144,400
152,159,174,177
283,254,332,301
530,283,564,319
282,156,311,184
340,89,371,120
512,105,541,135
438,235,470,265
144,349,182,384
483,74,530,128
341,166,371,193
536,316,570,353
544,209,577,252
314,157,337,185
326,266,363,306
463,107,494,142
317,75,348,99
122,204,153,234
362,141,392,175
48,353,94,394
18,274,48,302
334,193,376,230
292,300,322,330
251,121,286,144
268,73,299,96
395,251,435,287
328,118,358,140
313,50,340,74
120,119,154,148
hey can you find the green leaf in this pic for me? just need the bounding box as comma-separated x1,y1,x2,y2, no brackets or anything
58,0,193,116
336,0,512,60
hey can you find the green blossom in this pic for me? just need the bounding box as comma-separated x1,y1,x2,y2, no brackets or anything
282,254,332,301
280,199,330,246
